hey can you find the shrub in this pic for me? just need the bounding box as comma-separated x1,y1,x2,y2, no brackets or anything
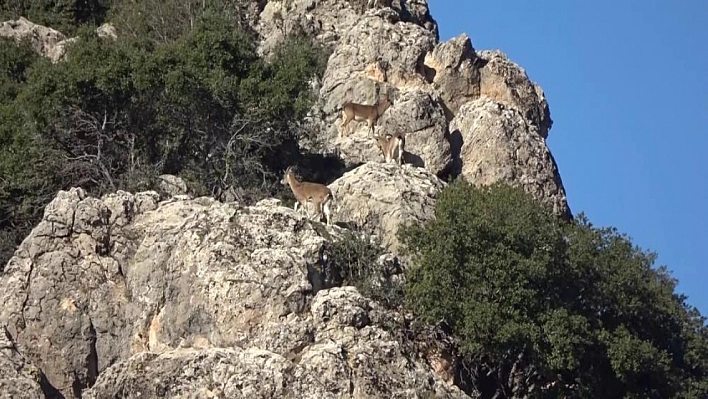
319,229,404,308
0,6,329,270
400,179,708,398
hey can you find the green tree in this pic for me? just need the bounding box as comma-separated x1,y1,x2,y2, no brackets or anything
400,180,708,398
0,6,329,270
0,37,51,271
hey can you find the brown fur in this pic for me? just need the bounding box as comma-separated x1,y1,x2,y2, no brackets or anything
375,132,405,165
281,167,337,225
340,94,392,137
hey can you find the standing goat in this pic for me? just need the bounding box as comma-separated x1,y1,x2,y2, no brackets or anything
281,167,337,225
375,132,406,165
339,93,392,138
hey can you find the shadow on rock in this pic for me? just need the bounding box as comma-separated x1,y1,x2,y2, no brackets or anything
442,129,463,180
402,151,425,168
295,152,348,185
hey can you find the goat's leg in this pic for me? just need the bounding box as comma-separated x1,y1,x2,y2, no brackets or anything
323,201,332,226
340,112,352,137
397,140,404,165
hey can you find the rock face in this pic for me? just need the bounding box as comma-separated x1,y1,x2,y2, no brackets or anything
309,4,455,175
0,327,46,399
329,162,446,253
256,0,439,57
424,33,481,119
450,99,570,219
84,288,465,398
0,188,466,398
478,50,553,139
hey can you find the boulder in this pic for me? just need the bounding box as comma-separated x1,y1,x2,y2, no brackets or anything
0,17,67,62
424,33,482,119
477,49,553,138
329,162,446,253
96,23,117,40
157,174,189,197
450,98,571,219
0,18,119,63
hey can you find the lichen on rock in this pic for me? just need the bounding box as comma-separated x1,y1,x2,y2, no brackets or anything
0,186,463,398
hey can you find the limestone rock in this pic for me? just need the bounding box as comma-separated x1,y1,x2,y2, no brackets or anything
0,327,46,399
256,0,438,57
319,9,436,111
378,89,451,173
329,162,446,253
96,23,117,40
0,17,67,62
0,18,119,63
450,98,571,219
0,187,464,397
157,174,189,197
332,89,451,175
424,33,481,119
84,339,466,398
478,49,553,139
311,8,456,174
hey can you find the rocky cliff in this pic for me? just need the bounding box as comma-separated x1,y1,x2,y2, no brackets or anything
253,0,569,216
1,0,572,397
0,184,462,398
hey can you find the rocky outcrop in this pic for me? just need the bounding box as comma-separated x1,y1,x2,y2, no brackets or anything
478,50,553,139
0,2,576,396
0,17,67,62
331,88,452,176
84,287,466,398
157,174,189,197
0,327,46,399
0,17,117,62
424,33,481,119
257,0,564,211
256,0,439,57
329,162,445,253
0,187,465,398
306,4,457,175
450,98,570,219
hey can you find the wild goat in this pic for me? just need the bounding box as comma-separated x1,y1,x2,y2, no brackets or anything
340,93,392,138
375,132,405,165
281,167,337,225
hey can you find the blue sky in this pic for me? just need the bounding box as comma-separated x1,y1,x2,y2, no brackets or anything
428,1,708,316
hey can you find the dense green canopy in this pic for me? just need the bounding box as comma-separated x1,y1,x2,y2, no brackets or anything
0,1,329,268
400,180,708,398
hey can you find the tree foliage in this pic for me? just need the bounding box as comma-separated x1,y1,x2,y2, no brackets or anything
400,180,708,398
0,0,114,35
0,2,329,270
